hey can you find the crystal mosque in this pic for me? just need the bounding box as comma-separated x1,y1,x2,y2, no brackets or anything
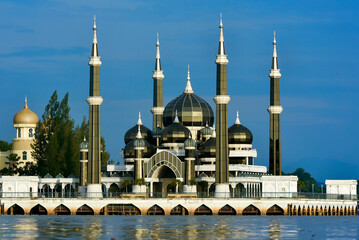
0,16,357,216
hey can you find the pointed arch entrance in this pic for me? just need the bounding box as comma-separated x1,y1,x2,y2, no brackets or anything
30,204,47,215
144,151,185,195
218,204,236,215
7,204,24,215
242,204,261,215
266,205,284,215
170,205,189,215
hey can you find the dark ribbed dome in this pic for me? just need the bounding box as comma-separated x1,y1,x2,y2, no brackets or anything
124,124,153,144
162,74,214,127
184,137,196,148
153,126,162,138
199,137,216,158
228,113,253,144
124,138,155,158
200,124,213,137
161,115,191,144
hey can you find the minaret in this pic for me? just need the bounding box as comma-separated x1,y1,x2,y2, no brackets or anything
268,31,283,175
86,16,103,196
151,33,165,130
133,125,146,193
213,14,231,197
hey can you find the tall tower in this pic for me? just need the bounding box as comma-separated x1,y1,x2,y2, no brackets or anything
268,31,283,175
151,33,165,130
86,16,103,195
213,14,231,197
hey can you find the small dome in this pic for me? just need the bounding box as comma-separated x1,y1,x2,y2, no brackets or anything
13,99,38,125
161,113,191,144
162,70,214,127
153,126,162,138
200,123,213,137
184,136,196,148
228,112,253,144
124,138,155,158
79,137,88,150
134,138,146,148
43,173,53,178
124,113,153,144
67,173,76,178
56,173,64,178
199,137,216,158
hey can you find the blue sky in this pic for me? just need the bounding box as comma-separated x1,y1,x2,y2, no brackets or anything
1,0,358,181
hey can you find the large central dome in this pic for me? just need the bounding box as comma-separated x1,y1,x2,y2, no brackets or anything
163,68,214,127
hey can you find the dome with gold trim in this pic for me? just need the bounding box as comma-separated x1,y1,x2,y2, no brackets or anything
13,98,39,125
162,68,214,127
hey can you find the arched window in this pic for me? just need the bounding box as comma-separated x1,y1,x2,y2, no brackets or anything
22,151,27,160
18,128,21,138
29,129,33,137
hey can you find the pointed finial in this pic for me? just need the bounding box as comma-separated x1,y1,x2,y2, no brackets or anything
93,15,97,30
24,96,28,108
206,121,208,127
173,110,180,123
83,136,87,142
216,13,228,63
273,30,276,45
157,32,159,46
235,111,241,125
220,13,223,28
184,64,194,94
137,112,143,125
212,124,216,138
136,124,142,139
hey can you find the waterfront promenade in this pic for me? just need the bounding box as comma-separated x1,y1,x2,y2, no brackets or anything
1,192,357,216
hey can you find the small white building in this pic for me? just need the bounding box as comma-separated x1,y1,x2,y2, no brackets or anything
325,180,357,195
0,176,39,197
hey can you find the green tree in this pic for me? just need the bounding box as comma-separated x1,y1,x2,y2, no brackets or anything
5,153,21,175
0,140,12,151
120,179,132,193
135,178,146,186
288,168,319,192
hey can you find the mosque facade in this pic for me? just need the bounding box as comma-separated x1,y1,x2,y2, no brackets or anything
79,16,298,197
0,17,357,214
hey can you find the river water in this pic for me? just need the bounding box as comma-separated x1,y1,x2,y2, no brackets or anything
0,215,358,239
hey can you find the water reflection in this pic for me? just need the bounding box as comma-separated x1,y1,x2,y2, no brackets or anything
268,218,281,240
1,216,358,239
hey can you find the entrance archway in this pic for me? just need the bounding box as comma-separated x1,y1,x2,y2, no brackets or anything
170,205,189,215
266,205,284,215
76,204,94,215
147,205,165,215
54,204,71,215
194,205,212,215
30,204,47,215
242,204,260,215
218,204,236,215
7,204,24,215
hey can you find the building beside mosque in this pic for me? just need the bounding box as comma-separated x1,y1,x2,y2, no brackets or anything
0,98,38,170
0,16,357,217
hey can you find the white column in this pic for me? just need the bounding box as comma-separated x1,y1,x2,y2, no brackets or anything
150,181,153,197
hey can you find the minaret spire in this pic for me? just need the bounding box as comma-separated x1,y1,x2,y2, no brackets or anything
136,124,143,139
270,31,281,78
86,16,103,195
213,13,230,197
216,13,228,64
24,96,28,109
89,15,101,66
184,65,194,94
235,111,241,125
137,112,143,126
268,31,283,176
151,33,165,130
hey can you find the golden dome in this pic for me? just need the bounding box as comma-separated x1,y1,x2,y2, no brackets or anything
13,99,39,125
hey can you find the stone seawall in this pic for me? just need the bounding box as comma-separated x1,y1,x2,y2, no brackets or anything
1,198,357,216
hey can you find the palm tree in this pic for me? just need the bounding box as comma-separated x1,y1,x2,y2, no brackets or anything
5,153,21,175
298,181,305,192
120,179,132,193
